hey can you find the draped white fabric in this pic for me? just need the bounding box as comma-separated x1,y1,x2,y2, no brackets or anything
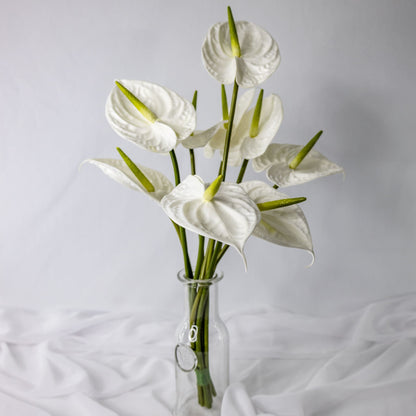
1,293,416,415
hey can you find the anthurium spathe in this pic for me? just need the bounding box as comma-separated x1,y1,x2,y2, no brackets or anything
240,181,313,257
84,158,173,202
252,143,343,187
204,90,283,166
202,9,280,87
160,175,260,265
232,92,283,164
105,80,196,153
179,122,223,149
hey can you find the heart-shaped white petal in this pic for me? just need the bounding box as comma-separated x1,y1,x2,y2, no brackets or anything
84,159,173,202
233,88,256,126
202,21,280,87
202,22,236,85
240,181,313,257
252,144,344,187
161,175,260,266
180,122,223,149
106,80,195,153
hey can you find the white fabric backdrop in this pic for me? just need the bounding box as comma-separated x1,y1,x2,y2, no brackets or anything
1,293,416,415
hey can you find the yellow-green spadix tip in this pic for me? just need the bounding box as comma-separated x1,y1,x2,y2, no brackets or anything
227,6,241,58
250,89,264,138
257,197,306,211
116,147,155,192
203,175,223,201
289,130,323,170
192,90,198,109
115,81,157,123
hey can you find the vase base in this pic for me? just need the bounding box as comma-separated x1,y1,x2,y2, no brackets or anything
174,395,222,416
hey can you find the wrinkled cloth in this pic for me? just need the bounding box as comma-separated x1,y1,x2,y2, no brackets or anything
1,293,416,415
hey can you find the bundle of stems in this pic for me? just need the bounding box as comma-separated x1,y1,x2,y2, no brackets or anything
171,81,240,407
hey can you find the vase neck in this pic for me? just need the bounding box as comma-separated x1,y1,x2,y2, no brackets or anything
177,270,223,320
184,281,220,317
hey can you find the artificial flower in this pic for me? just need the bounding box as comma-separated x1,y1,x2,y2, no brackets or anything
84,159,173,202
252,143,344,187
240,181,313,258
204,89,283,166
202,18,280,87
105,80,195,153
161,175,260,266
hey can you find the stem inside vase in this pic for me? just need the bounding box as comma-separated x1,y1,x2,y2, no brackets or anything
175,270,229,415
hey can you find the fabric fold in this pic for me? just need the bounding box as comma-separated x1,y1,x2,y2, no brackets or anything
1,293,415,415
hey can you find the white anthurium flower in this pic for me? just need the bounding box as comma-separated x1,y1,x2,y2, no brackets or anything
202,21,280,87
161,175,260,267
204,90,283,166
252,143,344,187
105,80,196,153
240,181,314,259
84,159,173,202
231,93,283,163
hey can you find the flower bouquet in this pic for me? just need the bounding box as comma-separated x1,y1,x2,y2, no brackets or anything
84,6,343,415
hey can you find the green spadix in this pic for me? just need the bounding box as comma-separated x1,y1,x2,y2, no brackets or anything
257,197,306,211
289,130,323,169
203,175,223,201
221,84,229,130
116,147,155,192
115,81,157,123
227,6,241,58
221,84,229,122
250,89,264,138
192,90,198,109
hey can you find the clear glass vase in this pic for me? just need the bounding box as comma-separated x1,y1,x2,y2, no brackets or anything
174,269,229,415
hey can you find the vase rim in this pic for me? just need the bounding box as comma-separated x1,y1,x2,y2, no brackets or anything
177,269,224,285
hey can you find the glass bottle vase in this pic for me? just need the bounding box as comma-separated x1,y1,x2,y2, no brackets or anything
174,270,229,415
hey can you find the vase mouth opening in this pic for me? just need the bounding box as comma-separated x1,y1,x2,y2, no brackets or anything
177,269,224,285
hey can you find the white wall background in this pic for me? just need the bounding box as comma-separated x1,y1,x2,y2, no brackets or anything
1,0,415,315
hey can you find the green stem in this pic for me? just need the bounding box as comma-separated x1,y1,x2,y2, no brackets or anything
170,220,181,238
169,149,193,279
195,286,211,406
207,242,223,278
179,227,193,279
194,236,205,279
189,271,218,408
203,290,216,398
203,292,211,400
202,239,215,278
170,220,192,278
195,291,207,405
220,80,239,181
215,244,230,267
190,149,196,175
198,385,204,406
236,159,249,184
169,150,181,185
